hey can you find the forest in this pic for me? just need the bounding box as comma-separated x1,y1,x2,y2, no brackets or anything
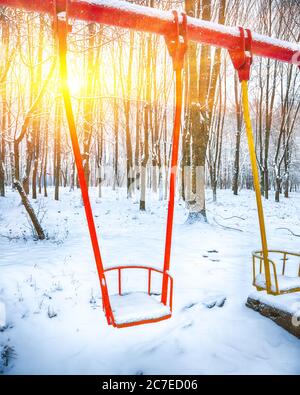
0,0,299,234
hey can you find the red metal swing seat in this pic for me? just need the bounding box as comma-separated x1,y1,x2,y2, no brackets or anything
104,266,173,328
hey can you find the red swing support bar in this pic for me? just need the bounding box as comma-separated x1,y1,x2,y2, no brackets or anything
0,0,299,65
53,2,186,328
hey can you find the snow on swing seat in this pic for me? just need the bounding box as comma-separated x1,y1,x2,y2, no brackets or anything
109,292,171,326
255,273,300,294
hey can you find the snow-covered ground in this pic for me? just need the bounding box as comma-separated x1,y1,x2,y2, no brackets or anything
0,187,299,375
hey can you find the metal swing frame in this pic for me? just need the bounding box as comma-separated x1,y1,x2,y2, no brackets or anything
55,4,187,327
229,27,300,296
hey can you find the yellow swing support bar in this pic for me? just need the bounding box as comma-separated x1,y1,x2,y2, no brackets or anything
229,27,272,293
241,80,272,293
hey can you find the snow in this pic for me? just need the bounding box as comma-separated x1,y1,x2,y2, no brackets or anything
188,16,300,53
251,32,300,52
110,292,170,325
0,187,300,374
77,0,172,22
255,274,300,293
188,16,240,38
57,12,67,21
78,0,300,53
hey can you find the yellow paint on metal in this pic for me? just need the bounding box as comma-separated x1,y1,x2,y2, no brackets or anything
241,80,272,293
252,249,300,295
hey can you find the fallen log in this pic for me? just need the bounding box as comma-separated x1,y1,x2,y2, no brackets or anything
13,179,46,240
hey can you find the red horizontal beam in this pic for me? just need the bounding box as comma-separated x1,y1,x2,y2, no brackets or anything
0,0,299,65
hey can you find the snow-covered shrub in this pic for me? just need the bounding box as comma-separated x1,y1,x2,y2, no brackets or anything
0,344,16,373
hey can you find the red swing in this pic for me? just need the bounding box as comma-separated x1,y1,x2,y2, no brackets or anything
56,10,187,328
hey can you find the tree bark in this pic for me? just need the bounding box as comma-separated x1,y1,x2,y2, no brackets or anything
232,74,242,196
185,0,225,223
54,97,62,201
140,34,151,211
13,179,46,240
83,23,97,187
32,15,44,199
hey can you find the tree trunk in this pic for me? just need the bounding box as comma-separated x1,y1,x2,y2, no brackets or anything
185,0,225,223
123,32,134,198
83,23,96,187
13,179,46,240
275,175,281,203
0,78,6,196
32,16,44,199
43,125,48,198
112,43,119,191
232,74,242,196
139,34,151,211
54,98,61,201
0,16,12,197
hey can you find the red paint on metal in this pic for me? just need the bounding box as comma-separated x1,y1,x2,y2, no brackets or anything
118,268,122,295
161,11,187,305
0,0,298,65
56,18,114,325
148,269,151,295
229,27,253,82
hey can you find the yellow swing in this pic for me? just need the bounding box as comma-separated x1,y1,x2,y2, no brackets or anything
230,28,300,296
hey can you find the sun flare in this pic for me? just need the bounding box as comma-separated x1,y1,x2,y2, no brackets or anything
67,75,83,95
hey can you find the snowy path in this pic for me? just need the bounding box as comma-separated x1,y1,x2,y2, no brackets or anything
0,188,299,374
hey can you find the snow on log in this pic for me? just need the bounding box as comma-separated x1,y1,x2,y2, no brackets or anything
246,291,300,339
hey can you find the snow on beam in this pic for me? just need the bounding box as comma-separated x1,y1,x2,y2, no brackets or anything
246,291,300,339
0,0,299,65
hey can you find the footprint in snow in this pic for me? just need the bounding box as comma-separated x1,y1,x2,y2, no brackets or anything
183,296,226,311
182,302,198,311
202,296,227,309
181,320,194,329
